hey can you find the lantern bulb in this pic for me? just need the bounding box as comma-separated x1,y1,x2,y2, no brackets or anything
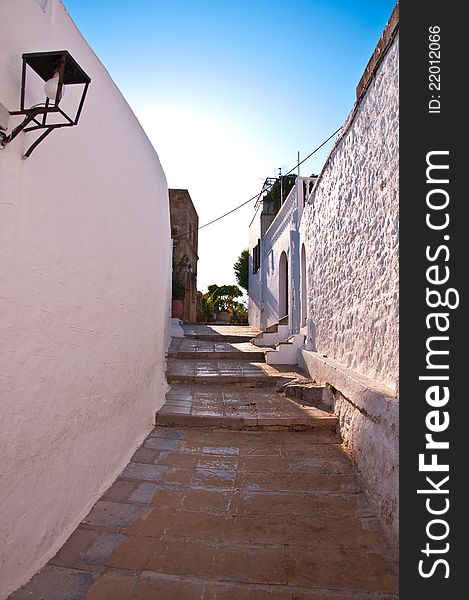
44,72,64,101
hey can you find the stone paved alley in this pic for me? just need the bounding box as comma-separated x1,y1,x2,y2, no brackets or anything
10,326,398,599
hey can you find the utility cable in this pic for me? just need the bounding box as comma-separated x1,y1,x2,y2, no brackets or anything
173,125,342,240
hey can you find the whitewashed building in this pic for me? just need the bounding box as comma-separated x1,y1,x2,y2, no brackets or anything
248,174,316,362
248,5,399,542
0,1,172,597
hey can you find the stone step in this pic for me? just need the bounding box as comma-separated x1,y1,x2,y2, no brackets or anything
166,359,306,387
184,334,255,343
167,338,266,361
181,324,261,345
251,324,290,348
155,385,339,432
169,349,266,360
282,380,334,411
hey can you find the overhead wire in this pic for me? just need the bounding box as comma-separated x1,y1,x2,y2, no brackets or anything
173,125,342,240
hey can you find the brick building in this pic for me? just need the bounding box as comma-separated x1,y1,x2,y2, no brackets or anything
169,189,199,322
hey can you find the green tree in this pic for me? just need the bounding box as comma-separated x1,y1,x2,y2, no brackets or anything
263,175,296,213
231,299,248,324
205,284,243,321
200,293,215,322
233,248,249,293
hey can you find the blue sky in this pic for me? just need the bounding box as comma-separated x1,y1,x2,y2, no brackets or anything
63,0,396,292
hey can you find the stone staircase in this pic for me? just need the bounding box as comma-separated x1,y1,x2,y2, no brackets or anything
167,337,265,362
157,325,338,432
264,333,305,365
251,321,290,348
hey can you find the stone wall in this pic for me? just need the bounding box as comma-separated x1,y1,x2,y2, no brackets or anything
299,10,399,543
169,189,199,322
300,32,399,393
0,1,171,597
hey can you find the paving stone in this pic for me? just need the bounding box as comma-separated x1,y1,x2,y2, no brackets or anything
148,427,186,439
142,437,181,451
159,466,195,485
156,412,237,428
132,571,206,600
83,532,125,566
102,479,137,502
218,544,290,585
157,451,198,468
84,569,137,600
149,485,185,508
202,581,398,600
106,536,157,570
289,544,398,592
8,565,97,600
181,488,232,514
230,489,346,517
120,463,168,482
159,404,192,415
202,445,240,456
49,528,100,568
129,447,161,464
125,507,174,537
128,482,160,503
145,538,219,578
82,501,142,529
166,511,232,542
191,464,237,489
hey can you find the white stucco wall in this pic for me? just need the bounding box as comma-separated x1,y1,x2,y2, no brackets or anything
300,34,399,394
249,179,314,333
262,195,295,331
0,1,171,597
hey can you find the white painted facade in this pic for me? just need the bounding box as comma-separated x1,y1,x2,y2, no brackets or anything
0,1,171,597
248,202,263,328
248,9,399,542
248,177,316,336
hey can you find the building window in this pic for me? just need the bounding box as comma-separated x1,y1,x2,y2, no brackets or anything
253,239,261,274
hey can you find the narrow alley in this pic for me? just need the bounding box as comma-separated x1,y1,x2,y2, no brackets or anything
10,326,398,600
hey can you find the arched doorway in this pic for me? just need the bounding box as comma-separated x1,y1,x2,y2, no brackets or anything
301,244,307,327
279,251,288,320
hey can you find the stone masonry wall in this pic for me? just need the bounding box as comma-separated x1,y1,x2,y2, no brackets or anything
300,33,399,394
169,189,199,322
299,14,399,542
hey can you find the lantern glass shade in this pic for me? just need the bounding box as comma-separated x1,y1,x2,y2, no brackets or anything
44,72,64,101
19,51,90,122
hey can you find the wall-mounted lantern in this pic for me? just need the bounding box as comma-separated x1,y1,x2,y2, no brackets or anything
0,50,90,158
187,263,198,277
